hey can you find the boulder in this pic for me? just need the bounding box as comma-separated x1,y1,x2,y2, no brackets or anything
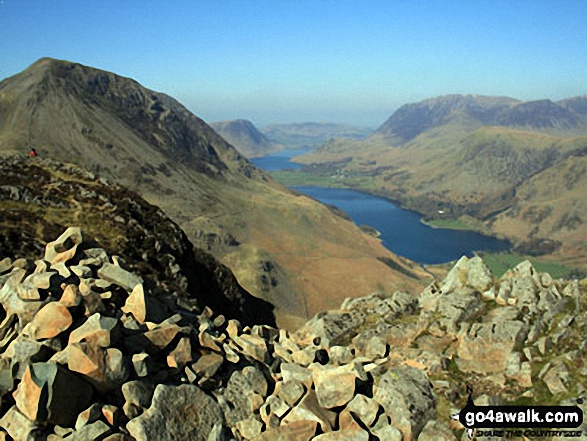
13,362,93,427
126,384,223,441
44,227,83,265
373,365,436,440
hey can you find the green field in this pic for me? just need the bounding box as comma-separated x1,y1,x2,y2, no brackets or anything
477,251,575,279
424,218,475,231
269,170,346,187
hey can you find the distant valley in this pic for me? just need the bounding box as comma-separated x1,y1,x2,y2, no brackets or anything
0,58,427,329
290,94,587,273
261,122,373,150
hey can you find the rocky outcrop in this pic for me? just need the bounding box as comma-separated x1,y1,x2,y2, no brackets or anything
0,234,585,440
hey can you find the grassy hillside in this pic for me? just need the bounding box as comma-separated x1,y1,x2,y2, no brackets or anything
290,95,587,273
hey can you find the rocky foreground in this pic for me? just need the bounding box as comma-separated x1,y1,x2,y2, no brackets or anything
0,228,585,440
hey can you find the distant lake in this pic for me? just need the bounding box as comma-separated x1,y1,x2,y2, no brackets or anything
250,149,306,171
254,150,511,264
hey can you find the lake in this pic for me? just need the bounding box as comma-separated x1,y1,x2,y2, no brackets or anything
250,149,306,171
252,151,511,264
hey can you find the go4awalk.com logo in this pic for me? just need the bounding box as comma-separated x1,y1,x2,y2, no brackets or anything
452,387,584,439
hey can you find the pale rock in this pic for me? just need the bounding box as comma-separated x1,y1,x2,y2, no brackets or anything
132,352,151,378
370,413,403,441
278,379,306,407
417,420,458,441
251,420,317,441
282,390,336,432
231,333,267,363
329,345,354,365
280,363,313,386
69,264,92,278
97,263,142,292
44,227,83,264
373,365,436,440
235,417,263,439
167,336,193,368
60,284,82,307
75,403,103,431
122,380,155,419
456,319,528,374
68,312,119,347
68,421,111,440
223,342,240,363
225,319,242,338
312,363,359,409
13,362,93,426
191,352,224,379
0,406,40,441
344,394,379,427
313,427,369,441
542,363,570,395
24,302,73,340
126,384,223,441
121,283,148,323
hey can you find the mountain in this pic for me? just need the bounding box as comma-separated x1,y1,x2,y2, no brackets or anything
0,155,276,326
210,119,284,158
295,94,587,271
374,94,587,145
0,58,427,328
262,122,373,150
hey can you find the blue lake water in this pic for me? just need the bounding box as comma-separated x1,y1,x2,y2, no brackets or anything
250,149,305,171
253,150,511,264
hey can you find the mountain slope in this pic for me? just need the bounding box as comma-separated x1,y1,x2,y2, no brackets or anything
0,155,276,325
0,58,427,327
295,94,587,271
210,119,283,158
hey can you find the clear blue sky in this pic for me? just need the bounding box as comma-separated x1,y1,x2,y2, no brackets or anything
1,0,586,127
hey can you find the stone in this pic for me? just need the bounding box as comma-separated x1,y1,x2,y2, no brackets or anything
23,302,73,341
232,333,268,363
68,313,119,347
313,428,369,441
282,389,336,432
0,406,40,440
191,352,224,379
0,268,46,326
44,227,83,264
542,363,570,395
329,345,354,365
222,366,268,424
251,420,317,441
60,284,82,307
75,403,103,431
13,362,93,427
417,420,458,441
312,363,358,409
456,319,528,374
167,336,194,368
122,381,156,419
132,353,152,377
51,343,129,393
235,417,263,439
373,365,436,441
126,384,224,441
344,394,379,427
370,413,403,441
121,283,148,323
97,263,143,292
68,421,111,441
278,379,306,407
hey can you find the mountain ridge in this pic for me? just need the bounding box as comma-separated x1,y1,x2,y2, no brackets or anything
210,119,283,158
0,58,427,327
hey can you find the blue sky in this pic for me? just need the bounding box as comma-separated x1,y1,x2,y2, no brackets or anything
1,0,586,127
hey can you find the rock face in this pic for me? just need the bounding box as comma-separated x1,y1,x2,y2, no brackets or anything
0,233,585,440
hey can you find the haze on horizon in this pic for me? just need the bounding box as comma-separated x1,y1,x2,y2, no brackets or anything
1,0,586,128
